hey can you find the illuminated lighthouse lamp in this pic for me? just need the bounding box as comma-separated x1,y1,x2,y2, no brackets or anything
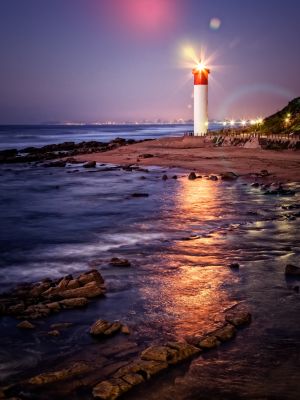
192,62,210,136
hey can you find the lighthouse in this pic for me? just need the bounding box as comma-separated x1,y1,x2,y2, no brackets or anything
192,63,210,136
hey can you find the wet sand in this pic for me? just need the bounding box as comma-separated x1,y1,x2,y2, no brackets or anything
75,136,300,182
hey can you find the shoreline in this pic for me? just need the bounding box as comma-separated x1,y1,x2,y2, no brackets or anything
73,136,300,183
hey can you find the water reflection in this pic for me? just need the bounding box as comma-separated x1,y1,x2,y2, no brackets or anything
140,178,239,340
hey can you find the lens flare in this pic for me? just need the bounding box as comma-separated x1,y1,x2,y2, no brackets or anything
209,18,221,30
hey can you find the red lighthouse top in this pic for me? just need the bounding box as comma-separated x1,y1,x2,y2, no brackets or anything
192,65,210,85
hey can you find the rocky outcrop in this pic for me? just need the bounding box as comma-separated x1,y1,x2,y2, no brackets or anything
0,270,105,320
220,171,239,181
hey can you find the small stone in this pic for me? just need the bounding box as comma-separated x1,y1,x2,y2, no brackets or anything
209,175,218,181
131,193,149,198
90,320,122,337
121,325,130,335
293,286,299,293
188,172,197,180
229,262,240,270
162,174,168,180
17,320,35,329
172,175,178,179
46,302,61,311
251,182,260,188
83,161,96,168
110,258,131,267
104,322,122,336
50,322,72,330
285,264,300,277
48,330,60,336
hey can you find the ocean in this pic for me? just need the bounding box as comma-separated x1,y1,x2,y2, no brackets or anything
0,124,299,399
0,123,222,150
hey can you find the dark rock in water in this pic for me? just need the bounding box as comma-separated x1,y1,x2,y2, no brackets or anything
17,320,35,329
220,171,239,180
59,297,89,308
198,335,220,350
212,324,236,342
139,176,146,180
50,322,72,330
188,172,197,180
83,161,96,168
90,319,122,337
229,262,240,270
251,182,260,188
209,175,218,181
0,148,18,158
260,169,270,176
162,174,168,180
285,264,300,277
131,193,149,198
48,329,60,336
264,186,296,196
293,286,299,293
172,175,178,179
110,257,131,267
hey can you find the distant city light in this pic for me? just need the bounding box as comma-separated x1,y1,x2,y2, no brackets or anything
223,121,227,126
241,120,247,126
230,120,235,126
250,119,256,125
257,118,263,124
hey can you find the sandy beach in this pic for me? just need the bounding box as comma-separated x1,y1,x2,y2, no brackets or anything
75,136,300,182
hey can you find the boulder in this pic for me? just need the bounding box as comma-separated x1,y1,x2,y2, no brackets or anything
48,330,60,336
131,193,149,198
109,258,131,267
285,264,300,277
229,262,240,270
114,359,168,380
140,346,170,362
78,270,104,286
45,302,61,311
162,174,168,180
220,171,239,180
209,175,218,181
17,320,35,329
121,325,130,335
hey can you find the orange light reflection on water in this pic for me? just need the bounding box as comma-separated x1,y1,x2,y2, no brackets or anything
141,178,239,340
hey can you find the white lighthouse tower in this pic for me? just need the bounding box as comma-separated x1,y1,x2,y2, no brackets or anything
192,63,210,136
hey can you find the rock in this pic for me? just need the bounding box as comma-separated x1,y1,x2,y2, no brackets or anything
78,270,104,286
188,172,197,180
162,174,168,180
8,303,25,315
220,171,239,180
57,276,72,290
285,264,300,277
90,320,122,337
44,160,66,168
197,335,220,350
131,193,149,198
165,342,200,363
65,279,80,289
48,329,60,336
225,310,252,327
122,373,144,386
45,302,61,311
251,182,260,188
109,258,131,267
17,320,35,329
93,378,131,400
83,161,96,168
28,361,90,385
141,346,169,362
59,297,89,308
121,325,130,335
58,281,105,299
229,262,240,270
209,175,218,181
114,359,168,380
50,322,72,329
293,286,299,293
213,324,236,342
29,282,51,297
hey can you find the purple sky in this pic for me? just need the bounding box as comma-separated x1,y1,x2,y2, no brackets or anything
0,0,299,124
